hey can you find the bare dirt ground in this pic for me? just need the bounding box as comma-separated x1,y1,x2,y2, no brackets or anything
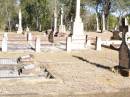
0,31,129,97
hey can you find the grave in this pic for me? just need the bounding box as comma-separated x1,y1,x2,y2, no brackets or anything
95,37,122,51
66,0,86,51
119,18,130,77
0,56,54,79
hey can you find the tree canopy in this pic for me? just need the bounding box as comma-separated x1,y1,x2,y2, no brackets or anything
0,0,130,31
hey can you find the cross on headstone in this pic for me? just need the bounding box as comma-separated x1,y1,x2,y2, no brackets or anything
119,18,128,42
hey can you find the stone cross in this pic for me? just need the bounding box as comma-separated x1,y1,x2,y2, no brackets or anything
35,37,41,52
72,0,84,37
17,9,23,34
66,0,86,51
59,6,66,33
119,18,130,76
119,18,128,43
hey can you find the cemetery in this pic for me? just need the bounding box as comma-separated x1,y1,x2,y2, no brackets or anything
0,0,130,97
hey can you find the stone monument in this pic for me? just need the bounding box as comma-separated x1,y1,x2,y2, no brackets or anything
53,8,57,35
59,7,66,33
35,37,41,52
119,18,130,76
2,36,8,52
102,11,106,31
27,32,32,41
17,9,23,34
66,0,86,51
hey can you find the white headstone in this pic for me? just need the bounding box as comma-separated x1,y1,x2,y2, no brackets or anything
125,17,129,26
35,37,41,52
96,37,102,51
27,32,32,41
4,33,8,40
17,9,23,34
66,37,72,52
2,37,8,52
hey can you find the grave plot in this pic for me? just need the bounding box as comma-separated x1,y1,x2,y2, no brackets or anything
7,41,33,52
40,42,66,52
0,56,55,79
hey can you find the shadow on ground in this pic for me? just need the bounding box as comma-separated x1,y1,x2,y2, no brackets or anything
73,55,112,71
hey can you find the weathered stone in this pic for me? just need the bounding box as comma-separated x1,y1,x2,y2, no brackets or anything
96,37,101,51
48,31,54,43
2,37,8,52
119,18,130,77
17,9,23,34
66,37,72,52
66,0,86,51
27,32,32,41
35,37,41,52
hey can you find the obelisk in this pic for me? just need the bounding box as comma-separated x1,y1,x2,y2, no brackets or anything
17,9,23,34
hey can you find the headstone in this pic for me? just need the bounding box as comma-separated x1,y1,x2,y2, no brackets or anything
59,7,66,33
4,32,8,40
96,37,101,51
27,32,32,41
17,9,23,34
111,31,122,40
86,35,91,48
66,0,86,50
66,37,72,52
48,31,54,43
2,37,8,52
119,18,130,76
35,37,41,52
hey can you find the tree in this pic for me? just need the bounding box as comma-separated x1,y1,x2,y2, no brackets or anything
0,0,17,31
21,0,51,31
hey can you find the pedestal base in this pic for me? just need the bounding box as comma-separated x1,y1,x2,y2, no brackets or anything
66,17,86,51
59,25,66,33
66,35,86,51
